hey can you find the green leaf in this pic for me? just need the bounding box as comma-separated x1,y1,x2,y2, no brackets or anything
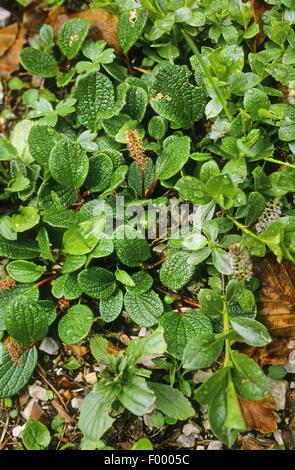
159,310,212,360
85,153,113,192
0,284,39,331
231,351,270,400
58,304,93,345
28,125,57,168
118,374,156,416
49,139,89,189
127,326,167,363
0,137,17,161
212,247,232,275
183,332,224,370
22,420,51,450
208,384,239,448
114,225,150,267
175,176,210,204
75,72,115,129
160,250,195,290
20,48,58,77
90,335,109,363
156,136,190,180
148,116,167,140
127,271,153,294
37,227,54,262
124,290,163,327
58,19,90,59
11,207,40,233
194,367,230,406
244,88,270,119
149,383,195,420
79,383,116,441
198,289,223,318
6,260,46,283
268,365,287,380
117,7,148,53
62,255,87,274
125,86,148,122
245,192,265,226
0,235,39,260
4,297,48,346
150,64,206,129
78,267,116,300
115,267,135,287
100,289,123,322
10,119,34,164
230,317,272,347
205,174,236,209
132,438,153,450
0,344,38,398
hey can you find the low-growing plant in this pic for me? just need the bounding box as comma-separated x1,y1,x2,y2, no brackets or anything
1,0,295,449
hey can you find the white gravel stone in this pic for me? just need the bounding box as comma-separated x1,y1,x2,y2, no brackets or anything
207,440,223,450
71,398,83,409
0,7,11,27
21,399,37,421
193,370,213,384
85,372,97,384
29,384,49,402
12,425,24,438
176,434,195,448
266,377,288,411
182,423,200,437
39,337,59,355
274,430,284,446
196,445,205,450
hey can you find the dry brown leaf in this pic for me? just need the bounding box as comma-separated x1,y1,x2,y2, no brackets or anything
0,23,18,57
46,7,121,52
251,0,272,51
64,344,89,357
51,399,73,423
254,256,295,337
107,340,122,356
239,396,278,434
0,25,26,78
240,435,276,450
241,337,290,366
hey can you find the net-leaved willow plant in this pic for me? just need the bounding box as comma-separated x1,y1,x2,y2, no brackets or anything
0,0,295,449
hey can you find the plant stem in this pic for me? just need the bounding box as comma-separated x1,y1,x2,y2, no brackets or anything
223,299,232,367
227,215,263,243
264,156,295,169
182,29,232,122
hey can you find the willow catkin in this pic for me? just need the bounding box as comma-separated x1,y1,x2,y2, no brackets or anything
229,243,253,282
255,201,282,234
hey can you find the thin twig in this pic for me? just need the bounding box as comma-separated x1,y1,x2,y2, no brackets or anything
36,364,69,413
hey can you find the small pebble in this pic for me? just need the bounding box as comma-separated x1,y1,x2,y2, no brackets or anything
143,414,153,429
0,7,11,27
267,377,288,411
85,372,97,384
207,440,223,450
176,434,195,448
274,430,284,446
12,425,24,438
71,398,82,409
29,384,49,402
39,337,59,355
182,423,200,437
196,445,205,450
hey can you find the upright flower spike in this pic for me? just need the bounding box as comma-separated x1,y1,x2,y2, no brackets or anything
0,277,16,291
127,129,145,196
255,201,282,234
229,243,253,282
